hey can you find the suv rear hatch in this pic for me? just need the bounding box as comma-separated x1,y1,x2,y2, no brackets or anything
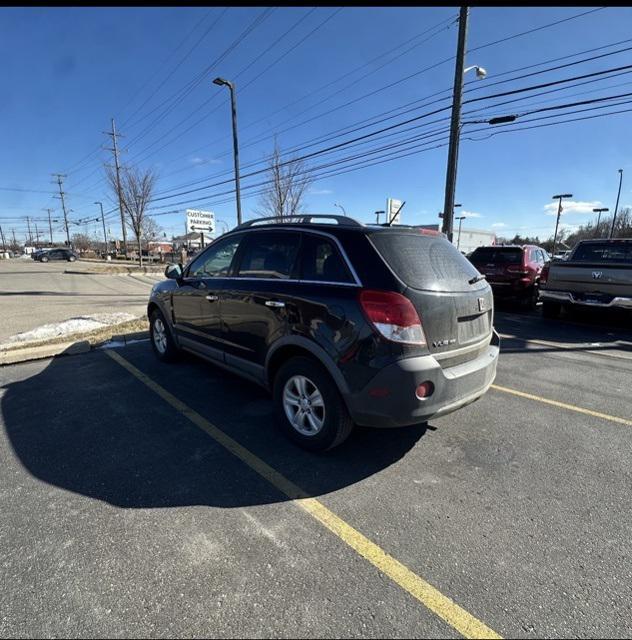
369,231,493,363
469,246,526,285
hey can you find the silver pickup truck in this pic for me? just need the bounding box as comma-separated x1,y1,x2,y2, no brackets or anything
540,238,632,318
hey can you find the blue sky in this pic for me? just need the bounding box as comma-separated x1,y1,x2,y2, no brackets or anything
2,6,632,244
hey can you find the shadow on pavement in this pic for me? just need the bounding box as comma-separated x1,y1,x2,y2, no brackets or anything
1,345,427,509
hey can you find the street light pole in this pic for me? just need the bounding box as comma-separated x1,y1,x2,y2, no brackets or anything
455,215,466,249
552,193,573,256
610,169,623,238
592,207,609,237
213,77,242,226
95,201,108,253
374,210,385,224
334,202,347,216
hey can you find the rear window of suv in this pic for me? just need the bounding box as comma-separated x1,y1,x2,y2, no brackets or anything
370,231,480,291
469,247,522,264
572,242,632,263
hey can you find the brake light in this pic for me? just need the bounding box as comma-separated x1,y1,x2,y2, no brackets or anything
540,263,550,285
359,290,426,345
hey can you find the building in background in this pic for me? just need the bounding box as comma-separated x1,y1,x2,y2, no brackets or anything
415,224,496,255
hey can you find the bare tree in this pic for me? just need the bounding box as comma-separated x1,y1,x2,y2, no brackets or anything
256,142,312,219
107,166,157,266
71,233,92,253
141,217,164,245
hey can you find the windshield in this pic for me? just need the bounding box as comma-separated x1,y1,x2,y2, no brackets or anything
370,231,480,291
469,247,522,264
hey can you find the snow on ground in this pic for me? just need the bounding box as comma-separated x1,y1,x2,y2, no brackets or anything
2,313,137,344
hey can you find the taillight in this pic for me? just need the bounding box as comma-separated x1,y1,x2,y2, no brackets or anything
540,263,550,285
506,264,529,275
359,290,426,345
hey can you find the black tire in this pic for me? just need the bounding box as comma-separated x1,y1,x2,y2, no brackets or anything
521,285,539,311
542,300,561,319
273,356,354,452
149,308,180,362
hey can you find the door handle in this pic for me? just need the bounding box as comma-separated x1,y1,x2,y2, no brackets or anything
205,295,219,302
265,300,285,308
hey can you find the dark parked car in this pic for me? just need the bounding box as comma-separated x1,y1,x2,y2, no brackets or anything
468,244,549,309
147,216,499,451
36,248,78,262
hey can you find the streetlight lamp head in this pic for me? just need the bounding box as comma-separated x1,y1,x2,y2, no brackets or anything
213,77,228,87
475,66,487,79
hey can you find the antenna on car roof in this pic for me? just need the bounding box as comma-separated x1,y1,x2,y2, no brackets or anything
385,201,406,226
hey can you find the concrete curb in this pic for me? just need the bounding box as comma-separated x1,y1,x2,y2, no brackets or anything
0,318,149,366
64,267,164,276
0,340,91,365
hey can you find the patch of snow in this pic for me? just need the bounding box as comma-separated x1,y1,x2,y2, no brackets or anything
3,313,137,344
98,338,149,350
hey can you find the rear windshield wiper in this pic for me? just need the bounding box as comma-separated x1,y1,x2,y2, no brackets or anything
468,274,486,285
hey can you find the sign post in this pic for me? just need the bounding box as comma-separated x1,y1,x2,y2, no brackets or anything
386,198,403,225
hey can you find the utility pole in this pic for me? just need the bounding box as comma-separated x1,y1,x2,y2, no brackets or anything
52,173,71,247
104,118,128,255
43,208,55,244
441,6,469,243
34,222,40,247
12,229,17,247
551,193,573,256
610,169,623,238
0,225,6,252
26,216,33,245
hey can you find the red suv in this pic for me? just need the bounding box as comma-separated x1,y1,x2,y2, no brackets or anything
468,245,549,309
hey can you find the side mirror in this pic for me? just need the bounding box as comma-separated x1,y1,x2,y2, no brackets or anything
165,263,183,280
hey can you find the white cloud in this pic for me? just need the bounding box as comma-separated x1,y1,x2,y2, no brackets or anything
461,210,482,218
189,156,221,166
309,188,333,195
543,200,602,215
491,222,507,228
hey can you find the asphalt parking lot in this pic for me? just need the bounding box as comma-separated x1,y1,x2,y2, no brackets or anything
0,260,160,340
1,307,632,638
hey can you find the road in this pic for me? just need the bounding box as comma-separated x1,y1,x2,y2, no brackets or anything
1,308,631,638
0,259,161,341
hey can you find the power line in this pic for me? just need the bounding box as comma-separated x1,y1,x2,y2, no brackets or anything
126,8,344,168
149,66,632,204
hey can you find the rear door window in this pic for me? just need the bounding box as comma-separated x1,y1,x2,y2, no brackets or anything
469,247,523,265
572,242,632,263
299,234,353,284
370,231,480,291
236,231,301,279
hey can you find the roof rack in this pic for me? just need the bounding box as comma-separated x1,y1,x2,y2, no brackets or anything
236,215,364,229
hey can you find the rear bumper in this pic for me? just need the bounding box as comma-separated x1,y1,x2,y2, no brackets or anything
345,331,500,428
488,279,534,297
540,289,632,309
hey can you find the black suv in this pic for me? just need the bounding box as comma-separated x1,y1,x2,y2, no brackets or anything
36,248,78,262
148,216,499,451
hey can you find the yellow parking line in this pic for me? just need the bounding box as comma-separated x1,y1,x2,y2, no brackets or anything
491,384,632,426
105,350,500,640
